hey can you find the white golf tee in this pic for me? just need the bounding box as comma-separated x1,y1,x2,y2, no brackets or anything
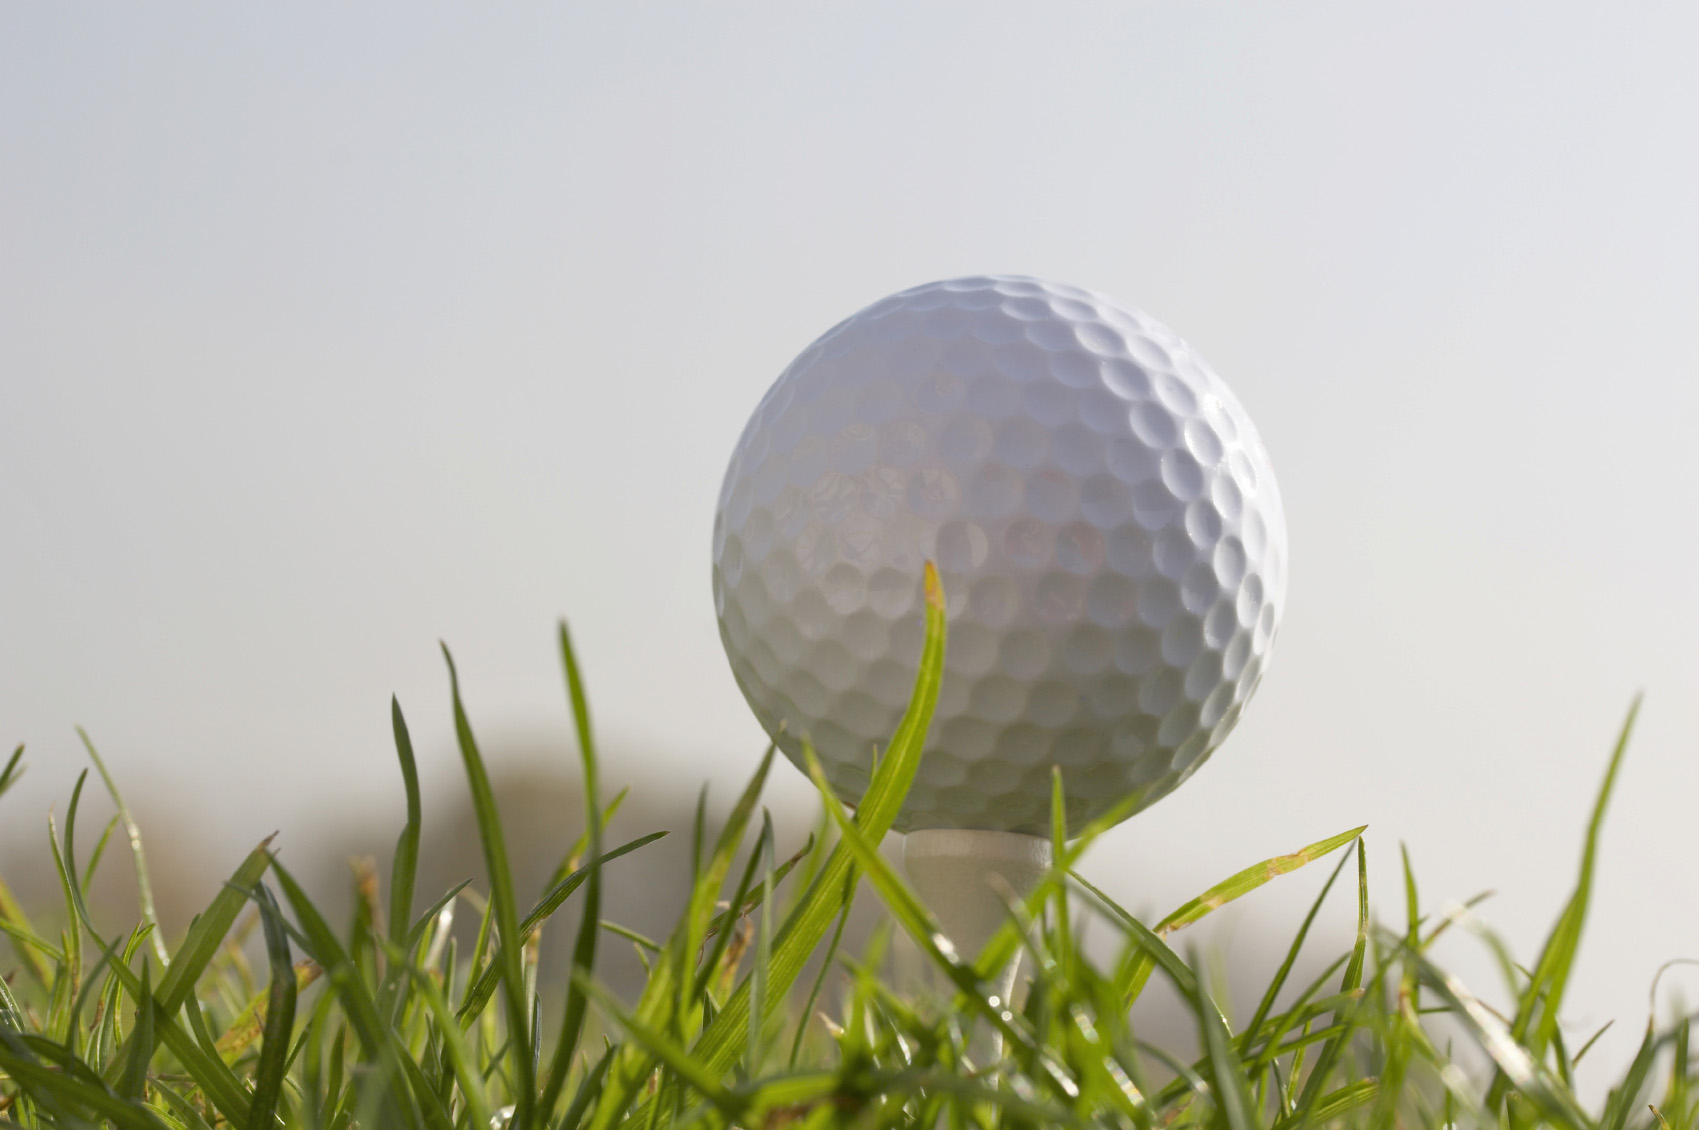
903,829,1052,1062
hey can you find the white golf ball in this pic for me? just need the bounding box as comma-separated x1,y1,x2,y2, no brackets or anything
712,276,1287,836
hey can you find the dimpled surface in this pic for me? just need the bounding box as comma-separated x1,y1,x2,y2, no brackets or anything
712,276,1287,836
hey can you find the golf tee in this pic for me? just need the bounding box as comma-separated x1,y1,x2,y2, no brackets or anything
902,828,1052,1063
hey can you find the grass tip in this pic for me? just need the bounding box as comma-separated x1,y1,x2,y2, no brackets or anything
923,559,943,611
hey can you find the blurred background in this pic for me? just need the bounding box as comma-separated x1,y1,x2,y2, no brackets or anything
2,0,1696,1093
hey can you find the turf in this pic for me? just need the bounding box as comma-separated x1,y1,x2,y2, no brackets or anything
0,563,1676,1129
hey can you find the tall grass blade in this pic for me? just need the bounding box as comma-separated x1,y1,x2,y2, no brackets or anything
116,960,153,1102
586,743,776,1130
390,950,495,1130
806,747,1062,1083
441,643,536,1130
1600,1020,1661,1130
387,697,422,948
1108,827,1364,1004
1191,945,1261,1130
694,813,770,1005
268,854,414,1127
1415,947,1591,1130
1075,873,1209,1017
79,729,171,969
81,814,121,894
1050,767,1073,978
1521,699,1638,1058
787,894,852,1070
1158,826,1366,939
558,1045,616,1130
687,561,947,1081
248,885,298,1130
538,621,608,1126
50,784,88,1011
1242,845,1354,1051
155,838,275,1015
749,810,776,1071
1293,837,1369,1116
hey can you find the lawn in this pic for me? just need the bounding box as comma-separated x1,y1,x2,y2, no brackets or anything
0,569,1671,1129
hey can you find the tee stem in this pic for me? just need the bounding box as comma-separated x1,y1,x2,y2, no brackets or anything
902,828,1052,1064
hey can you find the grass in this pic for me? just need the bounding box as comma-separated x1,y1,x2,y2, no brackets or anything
0,561,1680,1130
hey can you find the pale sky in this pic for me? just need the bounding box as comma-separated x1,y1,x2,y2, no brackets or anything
3,2,1697,1091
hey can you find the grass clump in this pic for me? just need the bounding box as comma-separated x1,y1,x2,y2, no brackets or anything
0,564,1680,1130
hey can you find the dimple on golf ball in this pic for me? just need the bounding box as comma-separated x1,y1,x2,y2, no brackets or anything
712,276,1287,836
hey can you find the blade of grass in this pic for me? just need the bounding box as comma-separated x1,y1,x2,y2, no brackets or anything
0,878,58,986
596,564,947,1130
699,836,813,948
1574,1020,1615,1068
579,976,744,1118
1509,697,1639,1075
82,939,255,1125
1191,944,1261,1130
0,744,22,800
1414,948,1591,1130
406,879,471,961
395,1051,457,1130
80,729,170,969
154,1072,221,1130
693,815,771,1005
1600,1020,1661,1130
1241,845,1355,1052
441,642,535,1130
547,788,630,891
116,960,154,1101
247,885,298,1130
1111,826,1365,1005
1161,825,1366,940
268,854,416,1129
588,743,777,1130
0,1029,171,1130
1074,874,1210,1019
684,561,947,1085
558,1044,616,1130
454,832,667,1025
52,782,90,1015
387,697,422,948
1270,1079,1378,1130
388,949,494,1130
215,961,322,1064
154,838,276,1016
748,809,777,1071
1292,837,1370,1117
1050,767,1073,982
539,623,609,1126
0,964,22,1031
787,893,853,1070
81,815,122,894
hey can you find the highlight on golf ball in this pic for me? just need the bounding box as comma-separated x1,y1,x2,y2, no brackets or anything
712,276,1287,836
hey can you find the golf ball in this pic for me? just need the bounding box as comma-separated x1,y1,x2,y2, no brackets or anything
712,276,1287,836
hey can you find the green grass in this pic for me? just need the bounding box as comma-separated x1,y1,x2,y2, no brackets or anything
0,563,1680,1130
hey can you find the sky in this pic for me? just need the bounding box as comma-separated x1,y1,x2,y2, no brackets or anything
3,0,1697,1091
